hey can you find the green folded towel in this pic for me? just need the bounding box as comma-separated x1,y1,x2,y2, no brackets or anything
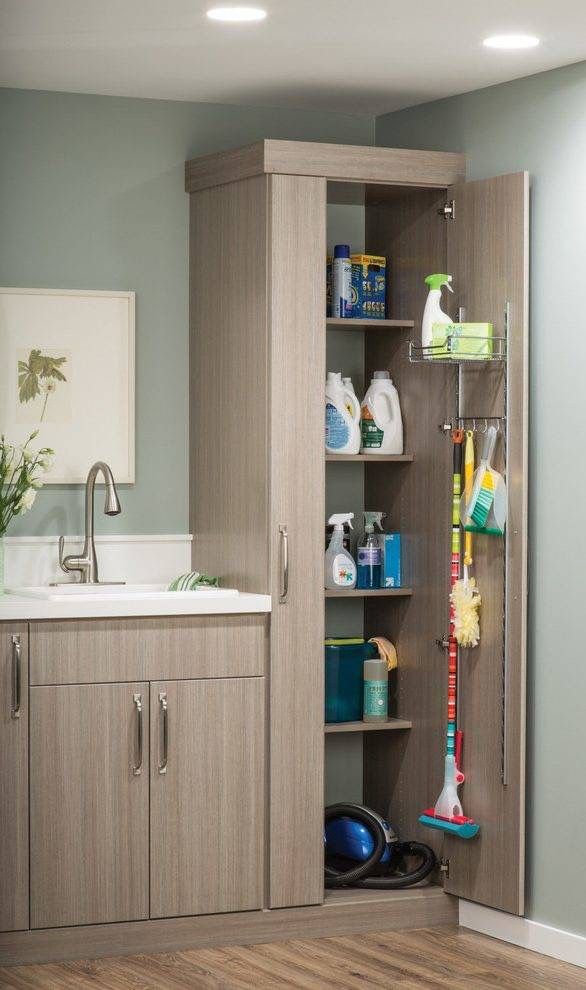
168,571,220,592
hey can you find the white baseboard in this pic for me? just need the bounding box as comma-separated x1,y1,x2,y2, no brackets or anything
459,900,586,970
4,534,192,587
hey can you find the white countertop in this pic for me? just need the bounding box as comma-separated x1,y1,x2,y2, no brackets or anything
0,591,272,622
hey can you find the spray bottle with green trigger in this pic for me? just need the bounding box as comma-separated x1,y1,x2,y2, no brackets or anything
422,274,453,350
357,511,385,590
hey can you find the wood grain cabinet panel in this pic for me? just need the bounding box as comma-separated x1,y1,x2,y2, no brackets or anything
30,615,267,685
444,172,529,915
267,174,326,909
30,682,149,929
150,677,264,919
0,624,29,932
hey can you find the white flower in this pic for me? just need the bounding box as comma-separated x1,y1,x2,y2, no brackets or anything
31,477,44,489
39,453,55,472
18,488,36,514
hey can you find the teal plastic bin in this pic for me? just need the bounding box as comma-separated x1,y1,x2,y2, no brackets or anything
325,639,378,723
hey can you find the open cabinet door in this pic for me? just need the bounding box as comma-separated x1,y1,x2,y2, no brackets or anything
444,172,529,914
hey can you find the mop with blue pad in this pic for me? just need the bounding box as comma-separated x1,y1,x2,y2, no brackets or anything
419,430,480,840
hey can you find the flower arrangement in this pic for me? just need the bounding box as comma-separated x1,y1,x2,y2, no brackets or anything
0,431,54,537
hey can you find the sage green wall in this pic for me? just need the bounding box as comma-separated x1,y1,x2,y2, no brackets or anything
376,60,586,937
0,87,373,536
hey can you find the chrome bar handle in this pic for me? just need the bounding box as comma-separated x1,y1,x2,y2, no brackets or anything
11,635,21,720
279,525,289,604
158,692,168,774
132,693,143,775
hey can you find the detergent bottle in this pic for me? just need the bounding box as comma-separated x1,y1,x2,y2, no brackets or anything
421,274,453,350
360,372,403,455
357,511,385,590
325,513,357,590
325,372,361,454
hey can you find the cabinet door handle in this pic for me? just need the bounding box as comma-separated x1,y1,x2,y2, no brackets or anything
279,525,289,604
132,693,143,775
158,692,168,774
11,635,21,720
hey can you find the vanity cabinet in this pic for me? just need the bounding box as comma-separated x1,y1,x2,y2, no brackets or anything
0,626,28,932
3,615,268,933
30,682,150,929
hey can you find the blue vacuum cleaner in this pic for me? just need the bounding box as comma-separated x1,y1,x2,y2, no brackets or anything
324,803,436,889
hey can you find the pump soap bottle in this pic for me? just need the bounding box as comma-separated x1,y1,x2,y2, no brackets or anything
325,513,357,590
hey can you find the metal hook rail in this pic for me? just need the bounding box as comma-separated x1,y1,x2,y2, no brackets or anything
438,415,505,435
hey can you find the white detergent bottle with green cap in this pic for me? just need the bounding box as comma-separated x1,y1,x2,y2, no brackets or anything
325,372,361,454
325,513,357,590
422,274,453,350
360,371,403,455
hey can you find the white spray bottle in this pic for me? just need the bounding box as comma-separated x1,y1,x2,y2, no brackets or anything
422,274,453,349
325,513,357,590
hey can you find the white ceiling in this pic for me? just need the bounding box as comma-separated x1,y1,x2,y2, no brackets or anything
1,0,585,116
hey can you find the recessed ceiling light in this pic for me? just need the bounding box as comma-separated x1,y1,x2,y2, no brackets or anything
207,6,267,22
483,34,540,50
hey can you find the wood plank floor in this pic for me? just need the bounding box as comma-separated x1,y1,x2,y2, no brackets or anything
0,926,584,989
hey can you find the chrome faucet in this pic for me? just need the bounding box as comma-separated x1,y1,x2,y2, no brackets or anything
58,461,122,584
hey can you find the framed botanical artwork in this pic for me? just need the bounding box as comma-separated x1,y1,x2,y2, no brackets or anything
0,288,135,484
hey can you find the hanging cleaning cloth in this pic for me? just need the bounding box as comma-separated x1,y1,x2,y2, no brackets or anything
368,636,398,671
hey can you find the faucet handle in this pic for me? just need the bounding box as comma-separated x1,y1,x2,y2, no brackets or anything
58,536,68,573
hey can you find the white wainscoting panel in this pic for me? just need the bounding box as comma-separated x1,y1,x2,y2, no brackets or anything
4,534,192,588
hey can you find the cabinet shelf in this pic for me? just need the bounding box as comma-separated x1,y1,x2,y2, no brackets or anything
327,317,414,331
326,453,413,462
325,717,412,734
325,588,412,598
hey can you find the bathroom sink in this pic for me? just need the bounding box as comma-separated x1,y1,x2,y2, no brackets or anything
6,584,239,602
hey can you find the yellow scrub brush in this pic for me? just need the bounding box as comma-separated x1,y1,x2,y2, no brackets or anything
451,430,481,647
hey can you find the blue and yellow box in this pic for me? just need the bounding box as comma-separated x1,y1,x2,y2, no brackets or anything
351,254,386,320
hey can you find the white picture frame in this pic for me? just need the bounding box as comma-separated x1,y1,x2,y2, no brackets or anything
0,287,135,484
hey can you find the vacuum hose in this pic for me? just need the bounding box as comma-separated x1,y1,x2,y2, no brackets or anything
324,803,436,890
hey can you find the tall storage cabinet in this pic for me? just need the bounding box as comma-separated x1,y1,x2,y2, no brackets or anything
189,167,326,909
187,140,528,918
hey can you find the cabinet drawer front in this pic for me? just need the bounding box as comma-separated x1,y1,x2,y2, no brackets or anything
30,615,268,684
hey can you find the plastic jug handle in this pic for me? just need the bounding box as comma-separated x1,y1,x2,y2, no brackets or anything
344,388,361,424
379,392,394,425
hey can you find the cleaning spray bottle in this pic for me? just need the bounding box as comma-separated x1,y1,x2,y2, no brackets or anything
357,511,385,590
325,513,357,590
422,274,453,350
